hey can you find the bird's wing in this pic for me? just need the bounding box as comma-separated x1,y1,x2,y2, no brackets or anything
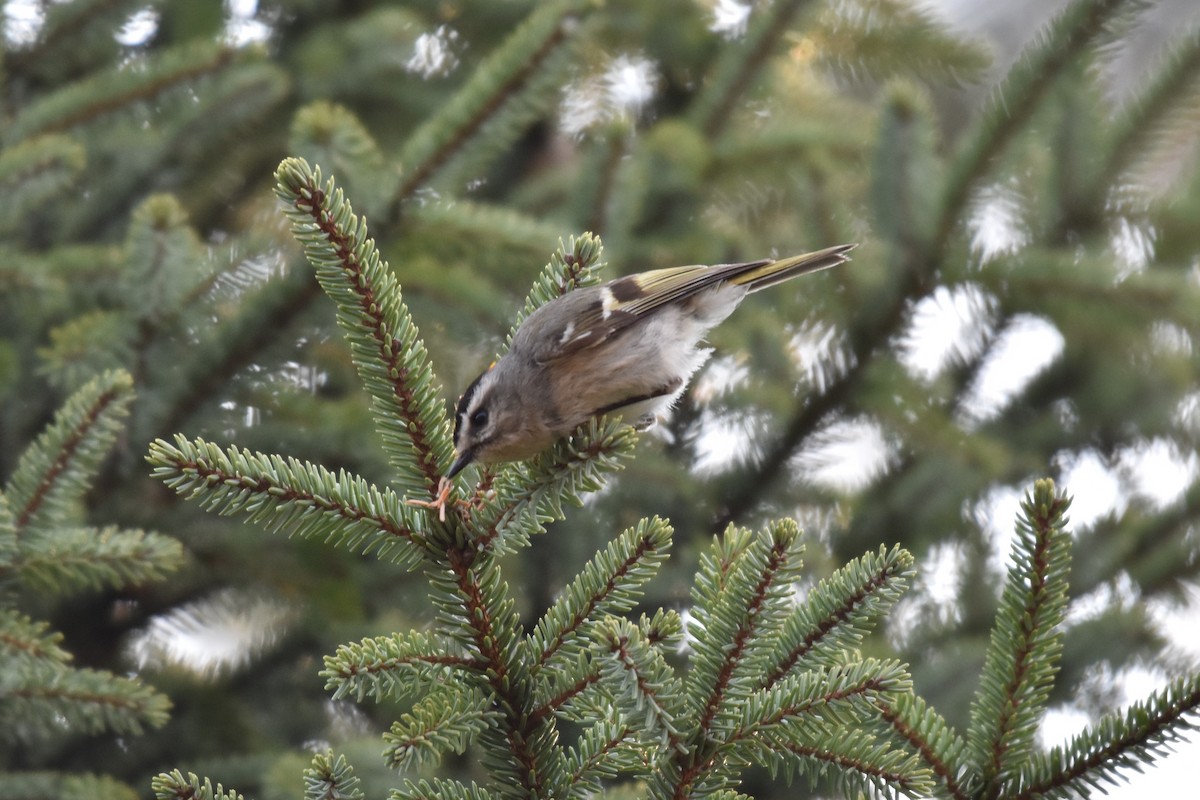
526,261,770,363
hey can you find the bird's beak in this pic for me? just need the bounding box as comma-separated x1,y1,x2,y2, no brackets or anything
446,450,474,479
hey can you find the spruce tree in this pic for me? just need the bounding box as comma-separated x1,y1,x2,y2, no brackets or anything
0,371,178,798
1,0,1199,797
144,163,1199,798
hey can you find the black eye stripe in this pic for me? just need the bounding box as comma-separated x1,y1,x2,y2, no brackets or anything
454,372,488,443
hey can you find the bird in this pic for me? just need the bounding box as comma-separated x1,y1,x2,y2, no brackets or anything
411,243,854,518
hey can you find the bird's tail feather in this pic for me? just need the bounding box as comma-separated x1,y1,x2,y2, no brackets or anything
733,243,857,292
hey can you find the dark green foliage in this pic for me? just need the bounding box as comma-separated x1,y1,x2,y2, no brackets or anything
815,0,992,87
274,158,455,497
395,0,591,201
4,0,1200,797
148,434,430,568
0,372,177,796
877,481,1200,800
145,170,924,797
968,486,1074,788
153,770,246,800
1026,672,1200,797
147,160,1199,798
304,752,364,800
0,772,140,800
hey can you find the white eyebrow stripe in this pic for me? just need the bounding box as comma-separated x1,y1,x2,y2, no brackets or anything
558,320,575,344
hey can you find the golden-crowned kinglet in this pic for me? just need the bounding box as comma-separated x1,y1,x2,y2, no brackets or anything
448,243,855,477
408,243,854,518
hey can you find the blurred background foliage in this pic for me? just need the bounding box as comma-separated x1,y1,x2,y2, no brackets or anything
1,0,1199,796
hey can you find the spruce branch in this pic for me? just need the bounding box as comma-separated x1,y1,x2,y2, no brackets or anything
741,689,935,799
395,779,495,800
968,479,1073,798
712,120,874,173
640,607,685,649
59,60,286,244
290,101,394,219
691,525,759,612
468,418,637,555
153,264,321,445
1100,28,1200,194
322,630,482,704
76,59,287,243
398,201,570,314
760,729,930,800
675,659,915,798
5,370,134,532
5,0,148,72
15,525,182,594
685,521,805,738
152,771,246,800
936,0,1132,246
689,0,818,137
535,650,604,718
37,310,132,393
764,544,915,684
0,370,177,787
275,157,454,499
0,771,142,800
384,687,500,771
592,616,686,750
0,610,72,667
878,692,972,800
530,516,673,672
432,547,565,798
147,435,429,568
540,615,679,726
577,131,630,238
5,41,238,143
304,751,364,800
0,244,79,292
1,665,171,740
1017,672,1200,799
0,495,16,572
816,0,991,88
871,82,941,255
425,547,521,671
122,194,207,317
409,200,568,266
0,134,86,224
564,719,638,795
394,0,590,204
732,658,912,744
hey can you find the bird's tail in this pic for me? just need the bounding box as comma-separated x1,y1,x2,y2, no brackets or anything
732,243,857,293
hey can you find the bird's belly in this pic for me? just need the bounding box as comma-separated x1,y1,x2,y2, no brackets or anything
548,306,715,433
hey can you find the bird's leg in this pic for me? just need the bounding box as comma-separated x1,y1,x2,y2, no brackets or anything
406,476,453,522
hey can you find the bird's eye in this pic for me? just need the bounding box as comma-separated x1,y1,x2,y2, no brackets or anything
470,409,489,428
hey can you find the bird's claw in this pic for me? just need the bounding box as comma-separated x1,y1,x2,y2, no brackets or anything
406,476,453,522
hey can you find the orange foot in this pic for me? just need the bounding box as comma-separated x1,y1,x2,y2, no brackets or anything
406,476,453,522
